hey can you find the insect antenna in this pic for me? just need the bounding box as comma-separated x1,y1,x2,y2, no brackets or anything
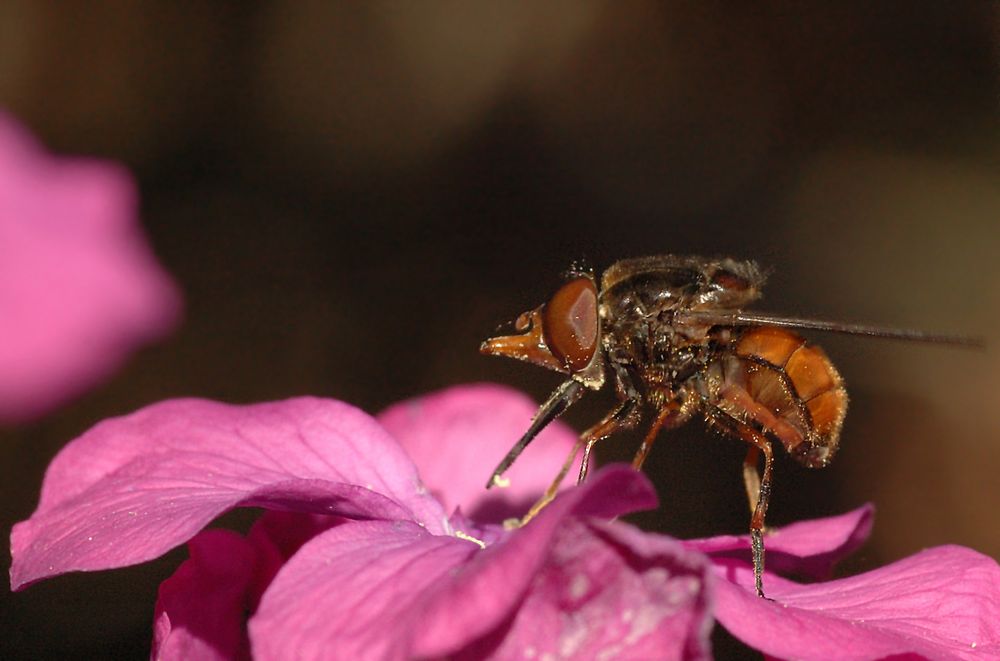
486,379,585,489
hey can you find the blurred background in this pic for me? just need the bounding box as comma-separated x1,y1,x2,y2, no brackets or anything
1,2,997,658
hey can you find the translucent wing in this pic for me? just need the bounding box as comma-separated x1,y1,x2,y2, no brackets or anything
676,310,983,347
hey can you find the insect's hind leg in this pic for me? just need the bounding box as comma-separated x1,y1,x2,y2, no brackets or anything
739,428,774,598
743,445,762,514
706,406,775,598
517,398,639,526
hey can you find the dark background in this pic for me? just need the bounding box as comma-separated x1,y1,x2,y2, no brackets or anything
1,2,998,658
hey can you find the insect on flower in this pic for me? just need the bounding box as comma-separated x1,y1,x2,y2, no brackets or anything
480,255,980,598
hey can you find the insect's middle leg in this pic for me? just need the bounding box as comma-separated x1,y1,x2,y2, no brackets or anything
631,392,697,471
630,405,674,471
518,398,638,526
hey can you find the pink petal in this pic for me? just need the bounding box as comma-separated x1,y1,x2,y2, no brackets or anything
378,383,581,522
244,510,345,610
714,545,1000,660
10,397,446,589
687,504,874,579
152,530,256,661
249,519,478,660
246,510,346,567
0,110,180,423
251,466,712,660
441,520,713,661
155,513,346,661
413,466,661,655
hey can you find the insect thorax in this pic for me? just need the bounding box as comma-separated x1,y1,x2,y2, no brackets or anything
600,259,746,402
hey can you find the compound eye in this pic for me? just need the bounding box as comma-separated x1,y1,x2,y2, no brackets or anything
543,277,599,372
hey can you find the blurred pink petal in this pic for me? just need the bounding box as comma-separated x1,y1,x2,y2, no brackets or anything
152,530,256,661
378,383,580,522
0,110,179,423
714,545,1000,660
10,397,446,589
688,504,874,579
250,466,713,661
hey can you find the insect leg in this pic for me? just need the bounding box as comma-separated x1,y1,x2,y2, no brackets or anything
735,425,774,598
744,431,774,599
631,391,697,471
486,379,585,489
742,445,762,514
578,397,640,483
630,405,675,471
519,398,639,525
705,405,774,598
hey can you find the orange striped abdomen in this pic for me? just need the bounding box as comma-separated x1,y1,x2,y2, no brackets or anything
709,326,847,467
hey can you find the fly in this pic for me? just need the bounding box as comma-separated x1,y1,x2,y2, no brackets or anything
480,255,980,598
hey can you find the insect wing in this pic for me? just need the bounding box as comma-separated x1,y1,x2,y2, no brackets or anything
676,310,983,347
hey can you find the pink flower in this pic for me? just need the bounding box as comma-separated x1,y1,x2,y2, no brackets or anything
0,110,180,423
9,385,1000,659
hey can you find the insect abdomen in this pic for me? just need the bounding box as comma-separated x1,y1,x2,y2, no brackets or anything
709,326,847,467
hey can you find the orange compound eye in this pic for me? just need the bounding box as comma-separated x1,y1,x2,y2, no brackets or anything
543,277,599,372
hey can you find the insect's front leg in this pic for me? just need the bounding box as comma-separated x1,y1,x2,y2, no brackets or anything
517,397,639,526
578,396,640,483
487,379,584,489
